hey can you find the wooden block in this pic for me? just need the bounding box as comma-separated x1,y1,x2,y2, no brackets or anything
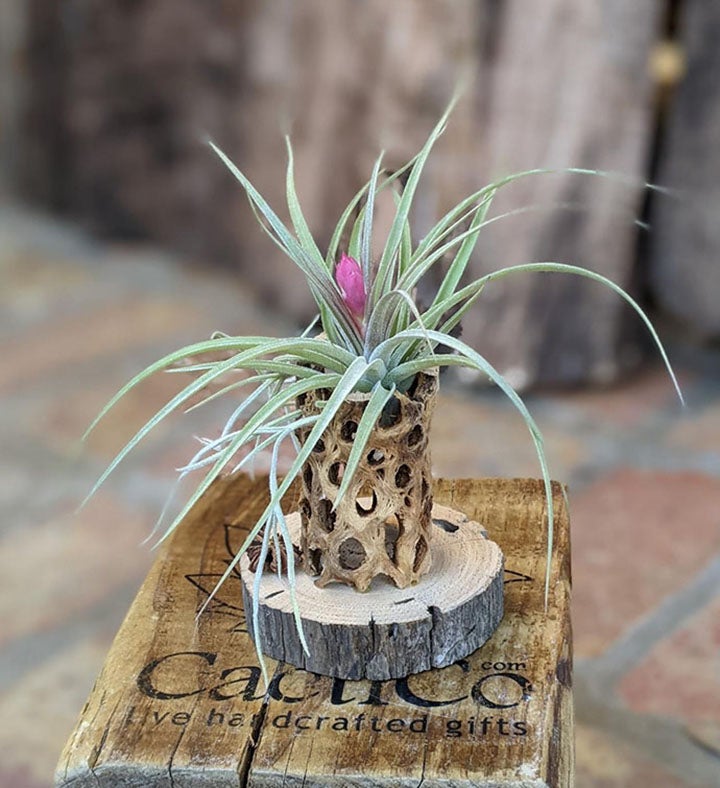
55,476,573,787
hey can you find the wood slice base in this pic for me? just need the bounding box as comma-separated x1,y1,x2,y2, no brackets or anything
240,504,504,680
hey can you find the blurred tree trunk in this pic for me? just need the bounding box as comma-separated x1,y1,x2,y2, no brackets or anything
20,0,666,387
0,0,28,197
648,0,720,339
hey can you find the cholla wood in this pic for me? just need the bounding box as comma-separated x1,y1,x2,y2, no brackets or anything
296,371,438,591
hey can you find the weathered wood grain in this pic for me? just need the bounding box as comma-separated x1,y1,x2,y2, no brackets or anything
241,505,504,680
55,476,572,787
55,479,276,787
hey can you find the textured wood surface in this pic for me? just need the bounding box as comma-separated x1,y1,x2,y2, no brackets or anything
241,505,504,680
55,475,573,787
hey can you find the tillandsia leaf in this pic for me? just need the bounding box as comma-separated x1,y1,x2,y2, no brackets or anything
361,151,385,284
251,506,275,685
179,410,317,477
364,290,408,354
244,193,344,349
419,165,657,257
148,411,321,550
373,329,555,605
196,396,292,464
431,192,495,306
325,151,423,268
395,191,414,283
284,137,325,268
198,356,383,614
82,337,256,439
228,414,320,476
83,356,262,505
370,92,460,312
81,337,358,507
250,432,309,684
417,263,685,406
420,198,651,309
184,374,277,415
177,359,324,384
383,353,473,388
283,140,344,348
154,373,340,547
411,189,494,273
278,514,305,652
328,186,367,269
209,142,364,354
268,435,309,653
364,289,434,360
83,335,356,441
210,142,322,281
347,207,366,262
397,210,488,293
145,411,300,545
407,164,662,298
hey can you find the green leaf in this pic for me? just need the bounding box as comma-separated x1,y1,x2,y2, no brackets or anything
250,508,275,684
363,290,407,355
407,164,656,299
397,212,487,293
347,206,366,261
360,151,384,283
384,353,470,387
397,195,413,283
370,93,459,311
155,372,340,545
325,152,423,267
210,141,363,353
267,437,309,655
431,193,495,305
184,374,281,415
285,136,326,268
82,339,353,506
364,289,433,359
83,336,265,439
421,262,685,406
372,328,555,604
84,334,357,442
148,410,315,547
178,415,291,476
198,356,382,612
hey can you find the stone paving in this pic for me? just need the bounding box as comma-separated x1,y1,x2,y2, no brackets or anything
1,205,718,787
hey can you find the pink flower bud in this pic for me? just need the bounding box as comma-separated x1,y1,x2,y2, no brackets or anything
335,253,366,318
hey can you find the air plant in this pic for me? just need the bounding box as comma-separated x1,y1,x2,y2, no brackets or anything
83,97,683,674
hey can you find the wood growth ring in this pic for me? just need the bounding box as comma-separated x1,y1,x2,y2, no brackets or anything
239,504,504,680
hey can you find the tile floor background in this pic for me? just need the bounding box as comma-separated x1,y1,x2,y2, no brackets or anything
1,205,719,787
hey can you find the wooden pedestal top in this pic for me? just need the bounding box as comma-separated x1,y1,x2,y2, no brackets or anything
55,476,573,787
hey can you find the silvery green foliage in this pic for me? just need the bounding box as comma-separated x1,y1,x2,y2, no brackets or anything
85,97,682,676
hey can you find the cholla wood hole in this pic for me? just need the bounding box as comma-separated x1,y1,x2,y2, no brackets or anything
295,370,438,591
